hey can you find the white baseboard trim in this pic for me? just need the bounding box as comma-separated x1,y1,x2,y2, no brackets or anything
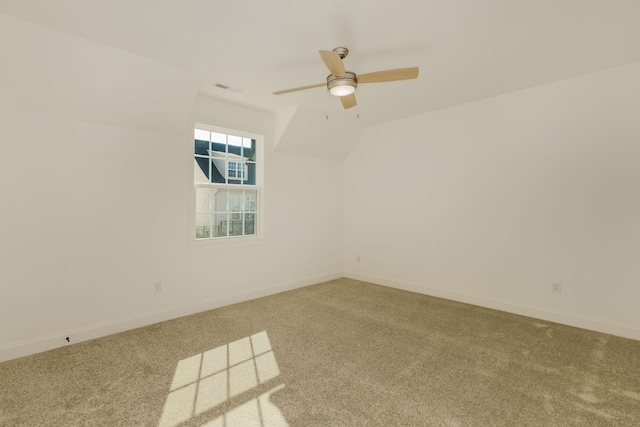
0,272,342,363
344,271,640,341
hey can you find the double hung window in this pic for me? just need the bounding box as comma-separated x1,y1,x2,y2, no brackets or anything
194,126,261,240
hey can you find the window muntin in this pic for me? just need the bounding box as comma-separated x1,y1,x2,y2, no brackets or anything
194,126,260,240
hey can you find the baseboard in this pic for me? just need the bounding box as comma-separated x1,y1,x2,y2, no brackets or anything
344,271,640,341
0,272,342,363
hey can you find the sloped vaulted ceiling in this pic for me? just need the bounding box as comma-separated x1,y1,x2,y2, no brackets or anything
0,13,199,136
1,1,640,158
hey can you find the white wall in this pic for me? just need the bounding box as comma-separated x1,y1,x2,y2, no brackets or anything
344,61,640,339
0,95,343,361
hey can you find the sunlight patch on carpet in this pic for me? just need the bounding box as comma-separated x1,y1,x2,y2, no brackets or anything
158,331,288,427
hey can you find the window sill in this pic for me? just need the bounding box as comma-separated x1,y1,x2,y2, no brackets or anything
187,234,267,253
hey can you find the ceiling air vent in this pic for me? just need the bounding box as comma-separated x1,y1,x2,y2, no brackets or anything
213,82,243,93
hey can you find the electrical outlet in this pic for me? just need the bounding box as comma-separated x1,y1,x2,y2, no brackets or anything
153,282,162,294
551,282,562,293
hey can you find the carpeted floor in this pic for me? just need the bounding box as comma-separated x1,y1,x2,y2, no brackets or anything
1,278,639,426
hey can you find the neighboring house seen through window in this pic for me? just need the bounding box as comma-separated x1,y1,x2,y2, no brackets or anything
194,126,259,240
227,161,247,180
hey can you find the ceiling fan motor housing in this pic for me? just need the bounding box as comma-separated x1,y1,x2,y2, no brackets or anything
327,71,357,96
332,47,349,59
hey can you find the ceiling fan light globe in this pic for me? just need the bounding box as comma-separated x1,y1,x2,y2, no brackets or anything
327,71,357,97
329,85,356,97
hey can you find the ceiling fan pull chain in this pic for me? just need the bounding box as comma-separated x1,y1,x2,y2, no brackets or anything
325,88,330,120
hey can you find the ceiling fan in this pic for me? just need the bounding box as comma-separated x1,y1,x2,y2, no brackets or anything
273,47,419,109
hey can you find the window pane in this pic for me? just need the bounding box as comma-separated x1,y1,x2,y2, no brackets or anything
229,190,243,212
211,132,226,144
245,162,256,185
213,189,227,212
194,157,209,183
228,147,242,160
243,139,256,162
195,188,211,214
195,213,210,239
244,190,257,211
195,188,211,238
194,129,210,142
211,138,226,158
229,213,243,236
245,213,256,235
213,213,228,238
228,135,242,147
210,159,225,183
194,139,209,156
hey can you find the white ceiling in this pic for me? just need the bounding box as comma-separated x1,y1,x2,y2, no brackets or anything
1,1,639,158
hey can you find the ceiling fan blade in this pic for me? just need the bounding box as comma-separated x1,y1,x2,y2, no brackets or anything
319,50,346,77
357,67,419,84
273,83,325,95
340,93,357,109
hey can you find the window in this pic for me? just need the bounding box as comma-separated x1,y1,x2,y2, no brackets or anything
193,125,261,241
227,161,247,180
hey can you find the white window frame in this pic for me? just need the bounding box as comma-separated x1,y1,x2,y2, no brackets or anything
188,122,265,252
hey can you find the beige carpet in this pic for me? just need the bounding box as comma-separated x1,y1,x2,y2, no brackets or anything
1,278,639,426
